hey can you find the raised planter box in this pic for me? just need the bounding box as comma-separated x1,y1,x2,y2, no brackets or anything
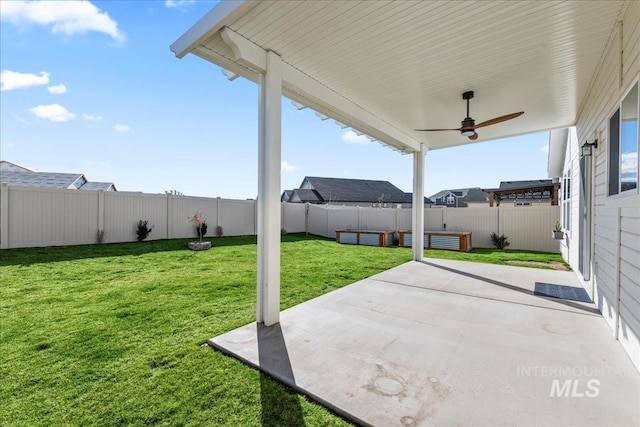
335,229,394,247
398,230,472,252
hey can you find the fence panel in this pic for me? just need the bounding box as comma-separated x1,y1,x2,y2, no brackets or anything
360,208,397,231
308,204,329,237
218,198,256,237
103,192,168,243
327,207,360,238
425,208,444,231
282,203,306,233
171,195,218,239
502,206,559,252
397,209,412,231
7,186,98,248
445,207,499,248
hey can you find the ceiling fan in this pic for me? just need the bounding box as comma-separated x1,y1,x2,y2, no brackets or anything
415,91,524,140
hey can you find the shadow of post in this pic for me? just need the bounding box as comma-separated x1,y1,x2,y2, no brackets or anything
257,323,306,427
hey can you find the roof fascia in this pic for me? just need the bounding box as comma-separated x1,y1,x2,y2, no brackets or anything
170,1,257,59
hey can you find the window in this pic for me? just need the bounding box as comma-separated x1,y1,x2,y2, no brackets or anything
609,81,639,195
446,194,455,205
562,170,571,231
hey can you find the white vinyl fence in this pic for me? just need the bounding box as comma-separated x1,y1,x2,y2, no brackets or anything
0,183,560,253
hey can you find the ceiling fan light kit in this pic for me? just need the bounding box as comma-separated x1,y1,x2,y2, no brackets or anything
415,90,524,140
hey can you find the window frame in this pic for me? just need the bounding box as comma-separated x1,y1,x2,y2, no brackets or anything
562,169,571,232
608,77,639,198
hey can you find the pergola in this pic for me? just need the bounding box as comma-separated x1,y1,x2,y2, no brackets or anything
484,183,561,207
171,0,625,326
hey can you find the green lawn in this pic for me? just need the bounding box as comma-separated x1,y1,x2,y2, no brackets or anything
0,235,567,426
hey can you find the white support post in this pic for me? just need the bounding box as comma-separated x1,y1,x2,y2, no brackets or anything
256,51,282,326
1,182,9,249
412,144,427,261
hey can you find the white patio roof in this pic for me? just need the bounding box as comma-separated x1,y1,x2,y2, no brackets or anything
171,0,626,152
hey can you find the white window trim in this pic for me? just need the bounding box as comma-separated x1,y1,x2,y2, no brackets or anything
607,75,640,198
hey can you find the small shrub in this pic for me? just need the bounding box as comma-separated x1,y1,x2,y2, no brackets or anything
490,232,510,249
553,220,562,232
136,220,153,242
96,229,105,244
188,213,208,242
215,225,224,238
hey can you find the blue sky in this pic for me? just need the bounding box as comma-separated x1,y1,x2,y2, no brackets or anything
1,0,551,199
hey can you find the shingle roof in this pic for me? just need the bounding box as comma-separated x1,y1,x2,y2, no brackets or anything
80,182,116,191
291,189,323,203
465,188,490,203
0,170,116,191
303,176,410,203
0,171,84,189
497,179,553,191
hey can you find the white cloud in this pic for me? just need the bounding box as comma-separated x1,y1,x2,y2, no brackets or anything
48,84,67,94
165,0,195,8
1,70,49,91
0,1,125,42
29,103,76,122
115,124,130,133
342,130,370,145
281,161,297,173
82,113,102,121
539,144,549,154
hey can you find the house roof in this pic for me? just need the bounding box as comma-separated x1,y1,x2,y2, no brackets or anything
0,171,86,189
291,189,322,203
172,1,625,152
80,182,117,191
0,170,117,191
0,160,34,172
484,179,554,193
303,176,411,203
429,187,488,203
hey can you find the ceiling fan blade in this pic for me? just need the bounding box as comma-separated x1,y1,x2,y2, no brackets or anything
468,132,478,140
473,112,524,129
414,127,462,132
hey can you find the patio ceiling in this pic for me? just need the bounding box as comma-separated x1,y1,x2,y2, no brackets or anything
171,0,625,152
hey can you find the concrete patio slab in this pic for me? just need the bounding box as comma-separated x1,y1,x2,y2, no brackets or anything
209,259,640,427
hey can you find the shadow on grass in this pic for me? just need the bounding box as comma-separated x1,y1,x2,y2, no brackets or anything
0,235,253,267
257,323,306,426
0,234,330,267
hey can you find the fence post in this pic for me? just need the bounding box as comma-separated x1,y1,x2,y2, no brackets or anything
97,189,105,240
1,182,9,249
217,197,222,232
166,193,174,239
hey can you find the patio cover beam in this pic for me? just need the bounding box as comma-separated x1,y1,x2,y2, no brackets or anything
213,27,422,153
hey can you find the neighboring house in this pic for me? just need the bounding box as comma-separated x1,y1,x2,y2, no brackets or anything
0,161,117,191
0,160,33,172
547,5,639,371
429,187,489,208
482,179,559,207
282,176,430,208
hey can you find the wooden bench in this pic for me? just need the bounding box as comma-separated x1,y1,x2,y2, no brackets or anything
398,230,472,252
